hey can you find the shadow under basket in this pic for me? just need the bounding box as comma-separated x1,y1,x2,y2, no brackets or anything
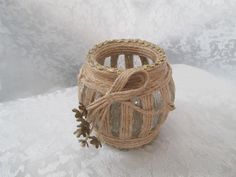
77,39,175,149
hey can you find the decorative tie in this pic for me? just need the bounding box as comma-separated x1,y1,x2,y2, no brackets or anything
86,68,150,122
85,67,175,126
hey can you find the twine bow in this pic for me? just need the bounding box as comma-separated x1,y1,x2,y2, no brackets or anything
86,68,150,124
85,67,175,133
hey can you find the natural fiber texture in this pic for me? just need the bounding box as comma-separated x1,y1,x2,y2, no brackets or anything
77,39,175,149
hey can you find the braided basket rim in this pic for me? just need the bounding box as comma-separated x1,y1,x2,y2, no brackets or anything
86,39,167,73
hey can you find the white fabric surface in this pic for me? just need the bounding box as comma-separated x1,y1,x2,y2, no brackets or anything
0,65,235,177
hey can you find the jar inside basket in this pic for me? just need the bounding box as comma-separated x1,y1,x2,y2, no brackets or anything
75,39,175,149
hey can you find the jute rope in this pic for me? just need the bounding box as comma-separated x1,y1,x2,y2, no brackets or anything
78,39,175,149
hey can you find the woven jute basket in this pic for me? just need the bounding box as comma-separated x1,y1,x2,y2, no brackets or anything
77,39,175,149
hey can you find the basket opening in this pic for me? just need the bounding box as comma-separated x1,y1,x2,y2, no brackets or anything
98,53,154,70
93,43,159,70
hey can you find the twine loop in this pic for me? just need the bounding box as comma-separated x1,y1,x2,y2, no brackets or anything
86,68,150,121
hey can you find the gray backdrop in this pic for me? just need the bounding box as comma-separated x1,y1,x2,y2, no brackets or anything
0,0,236,102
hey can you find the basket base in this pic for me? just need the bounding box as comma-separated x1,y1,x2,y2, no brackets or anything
98,128,161,150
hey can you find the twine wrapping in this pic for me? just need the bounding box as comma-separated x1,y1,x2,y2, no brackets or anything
78,39,175,149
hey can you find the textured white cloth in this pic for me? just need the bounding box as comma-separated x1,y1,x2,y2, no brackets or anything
0,65,235,177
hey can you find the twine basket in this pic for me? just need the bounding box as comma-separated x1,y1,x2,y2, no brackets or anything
77,39,175,149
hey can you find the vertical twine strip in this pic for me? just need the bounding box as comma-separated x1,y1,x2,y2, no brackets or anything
125,54,134,68
119,103,133,139
159,86,171,125
140,56,149,65
102,107,110,134
131,97,143,138
100,58,106,65
169,78,175,102
80,85,88,105
93,92,111,134
151,91,162,129
83,87,96,106
111,55,118,68
78,83,84,103
138,94,153,137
